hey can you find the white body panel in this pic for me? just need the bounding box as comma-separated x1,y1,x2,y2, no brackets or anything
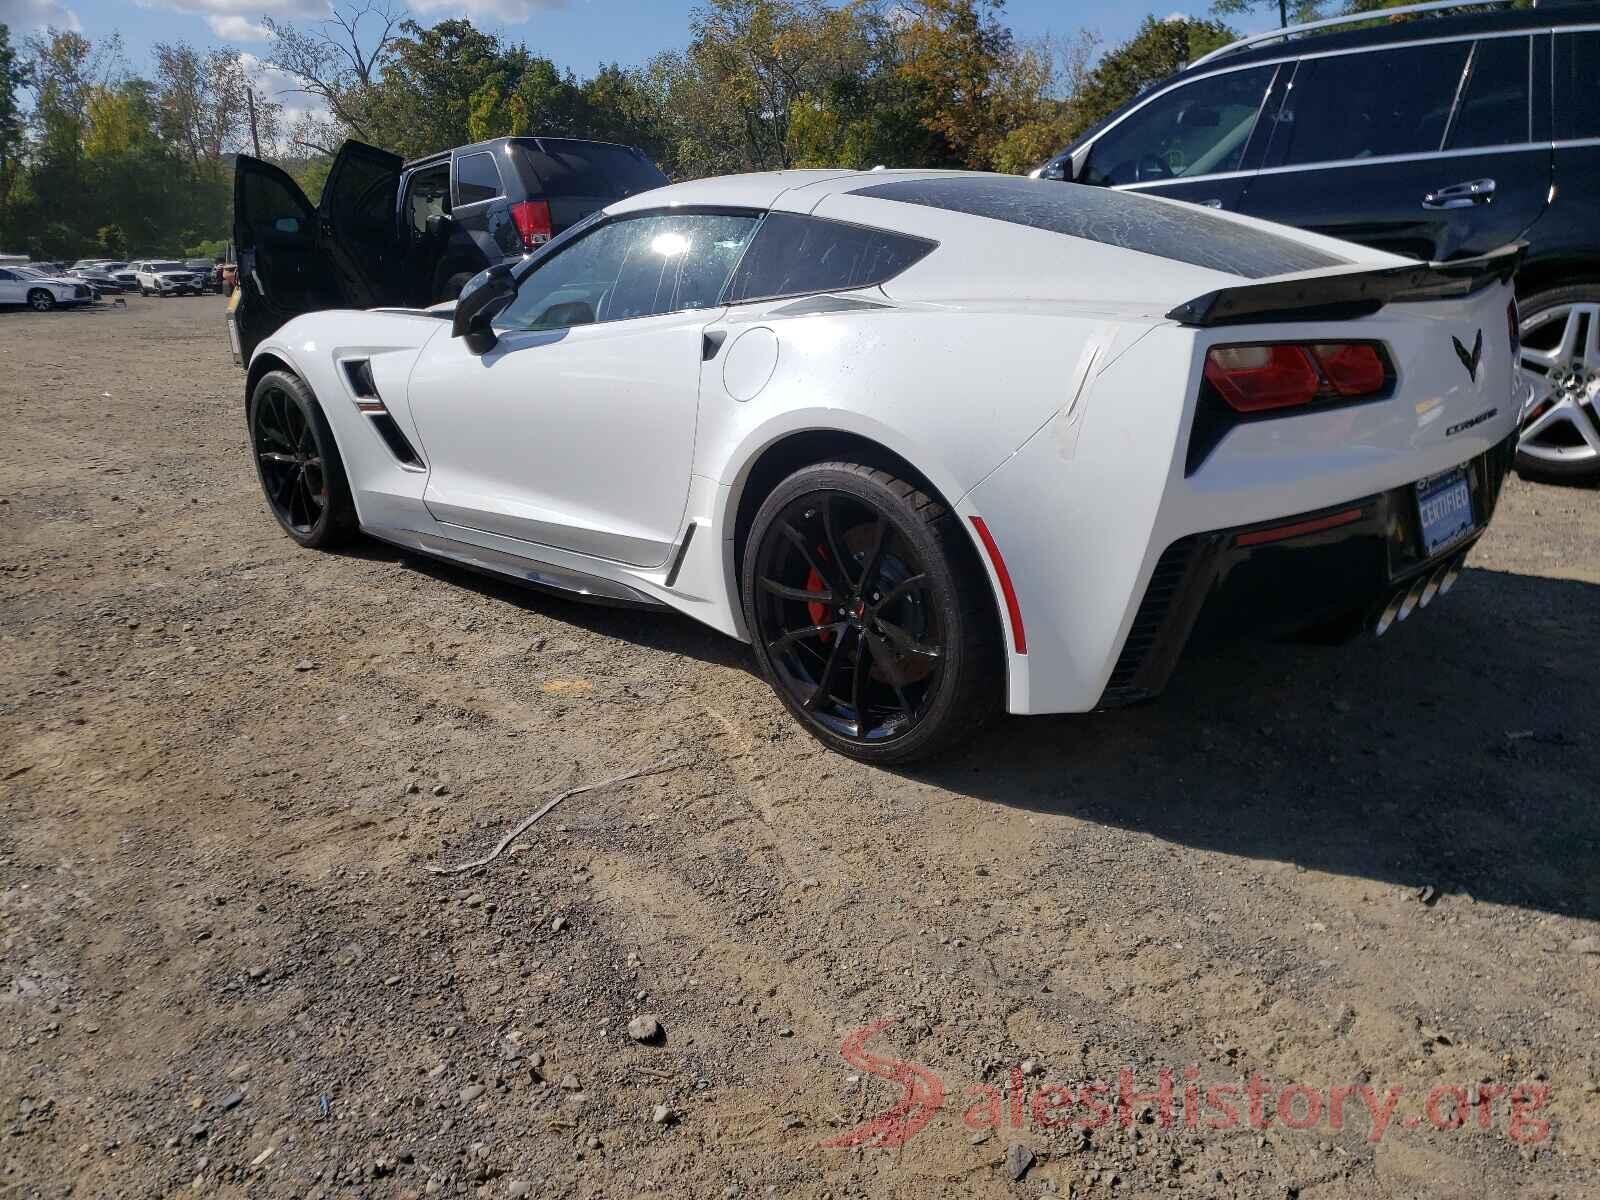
248,170,1521,717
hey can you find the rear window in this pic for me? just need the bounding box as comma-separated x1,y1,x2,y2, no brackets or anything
852,176,1343,280
455,151,503,204
517,141,668,203
724,213,935,303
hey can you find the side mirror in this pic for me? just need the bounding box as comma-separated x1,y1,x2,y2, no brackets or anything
452,264,517,355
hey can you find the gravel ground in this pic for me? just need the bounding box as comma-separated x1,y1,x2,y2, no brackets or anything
2,296,1598,1200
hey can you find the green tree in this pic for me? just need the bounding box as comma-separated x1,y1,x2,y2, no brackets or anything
1063,16,1236,141
0,24,28,217
97,223,128,256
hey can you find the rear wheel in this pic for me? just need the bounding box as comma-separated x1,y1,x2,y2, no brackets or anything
1516,284,1600,482
248,369,357,549
741,462,1002,764
27,289,54,312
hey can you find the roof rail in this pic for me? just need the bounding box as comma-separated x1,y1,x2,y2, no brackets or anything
1189,0,1527,69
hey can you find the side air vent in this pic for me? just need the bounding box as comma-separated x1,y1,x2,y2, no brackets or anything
1098,536,1202,707
341,357,424,469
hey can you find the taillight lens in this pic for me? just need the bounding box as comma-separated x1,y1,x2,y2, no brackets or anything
1203,342,1390,413
509,199,552,252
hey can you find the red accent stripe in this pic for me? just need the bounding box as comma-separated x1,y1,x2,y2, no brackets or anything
1234,506,1365,548
969,516,1027,655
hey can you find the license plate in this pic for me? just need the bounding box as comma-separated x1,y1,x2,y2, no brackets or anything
1415,467,1475,556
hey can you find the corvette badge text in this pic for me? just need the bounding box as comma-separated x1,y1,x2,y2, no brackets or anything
820,1020,1551,1150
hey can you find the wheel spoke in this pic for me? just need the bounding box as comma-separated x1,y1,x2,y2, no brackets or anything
805,627,852,712
767,621,846,654
820,497,854,589
876,617,942,660
760,576,832,604
258,451,299,465
851,629,873,734
856,518,890,596
865,631,916,718
872,572,929,612
779,522,843,593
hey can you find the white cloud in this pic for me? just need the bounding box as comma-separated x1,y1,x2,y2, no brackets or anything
239,49,330,126
406,0,565,25
207,13,271,40
148,0,333,27
0,0,81,31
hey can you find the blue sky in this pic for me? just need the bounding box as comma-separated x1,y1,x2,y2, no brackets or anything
1,0,1260,79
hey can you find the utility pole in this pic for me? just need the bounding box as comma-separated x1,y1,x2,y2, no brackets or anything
1279,0,1288,26
247,87,261,157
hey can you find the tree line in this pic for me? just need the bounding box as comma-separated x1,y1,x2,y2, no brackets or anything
0,0,1416,261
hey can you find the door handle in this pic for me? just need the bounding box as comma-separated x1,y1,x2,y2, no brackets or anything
1421,178,1495,209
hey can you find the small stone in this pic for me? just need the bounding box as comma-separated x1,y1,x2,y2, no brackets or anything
293,659,315,671
627,1015,662,1043
219,1093,243,1111
459,1084,485,1104
651,1103,674,1125
1415,885,1438,905
189,1124,208,1141
246,966,266,981
432,783,449,796
1021,1058,1044,1077
384,975,402,987
466,894,484,908
551,917,566,933
777,1027,794,1038
969,1129,993,1145
1572,935,1600,956
507,1184,532,1198
1005,1143,1035,1181
560,1074,581,1091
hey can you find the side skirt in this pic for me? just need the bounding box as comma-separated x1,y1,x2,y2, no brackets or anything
368,527,669,611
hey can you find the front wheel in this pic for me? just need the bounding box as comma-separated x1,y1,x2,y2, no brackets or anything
1516,284,1600,482
248,369,357,549
740,462,1003,764
27,289,54,312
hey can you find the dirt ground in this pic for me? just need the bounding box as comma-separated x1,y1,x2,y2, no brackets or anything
2,296,1598,1200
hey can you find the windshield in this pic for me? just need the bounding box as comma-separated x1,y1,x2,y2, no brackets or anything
150,261,184,272
14,267,45,278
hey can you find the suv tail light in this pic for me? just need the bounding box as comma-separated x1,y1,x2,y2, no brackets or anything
1203,342,1392,413
509,199,552,252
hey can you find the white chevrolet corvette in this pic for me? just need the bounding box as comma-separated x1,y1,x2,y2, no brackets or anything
231,162,1520,762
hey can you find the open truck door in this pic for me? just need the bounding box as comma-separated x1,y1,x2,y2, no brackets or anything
227,141,403,366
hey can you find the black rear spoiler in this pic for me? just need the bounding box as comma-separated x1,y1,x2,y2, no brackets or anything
1166,242,1524,328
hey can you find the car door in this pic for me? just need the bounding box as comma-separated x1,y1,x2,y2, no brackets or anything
0,269,21,304
232,157,341,361
404,209,762,568
319,140,405,308
1241,35,1548,262
1066,63,1282,213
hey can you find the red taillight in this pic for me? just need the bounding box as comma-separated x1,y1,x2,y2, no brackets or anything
1203,342,1389,413
509,199,552,252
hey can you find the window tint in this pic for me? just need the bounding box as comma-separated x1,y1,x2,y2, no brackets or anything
517,142,668,202
1446,37,1530,149
1555,31,1600,140
724,213,934,304
455,152,503,204
1276,42,1470,165
0,270,13,280
854,175,1344,280
497,212,759,332
1084,66,1275,187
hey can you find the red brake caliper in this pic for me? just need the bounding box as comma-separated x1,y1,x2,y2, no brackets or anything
806,549,832,643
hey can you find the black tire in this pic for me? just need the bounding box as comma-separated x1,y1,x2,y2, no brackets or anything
248,369,358,549
740,461,1003,764
1515,283,1600,483
437,271,475,304
26,288,54,312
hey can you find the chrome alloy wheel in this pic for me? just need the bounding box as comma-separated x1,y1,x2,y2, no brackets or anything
1518,302,1600,471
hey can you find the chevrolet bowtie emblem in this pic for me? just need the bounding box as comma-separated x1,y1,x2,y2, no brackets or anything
1452,329,1484,382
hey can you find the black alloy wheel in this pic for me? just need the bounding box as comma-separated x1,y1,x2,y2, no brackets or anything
248,369,356,549
742,462,1002,763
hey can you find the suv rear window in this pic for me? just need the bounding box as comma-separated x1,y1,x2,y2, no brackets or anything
518,142,667,203
1275,43,1470,164
853,175,1343,280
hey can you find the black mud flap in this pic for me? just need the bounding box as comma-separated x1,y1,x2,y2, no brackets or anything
1166,242,1525,327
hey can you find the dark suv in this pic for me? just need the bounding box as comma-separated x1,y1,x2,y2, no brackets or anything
229,136,668,363
1035,3,1600,481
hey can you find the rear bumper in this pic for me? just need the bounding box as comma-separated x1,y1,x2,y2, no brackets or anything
1098,432,1516,707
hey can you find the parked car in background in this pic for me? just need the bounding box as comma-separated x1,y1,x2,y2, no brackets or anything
73,263,138,292
0,264,96,309
229,135,668,361
132,259,205,296
1032,0,1600,481
185,259,217,290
